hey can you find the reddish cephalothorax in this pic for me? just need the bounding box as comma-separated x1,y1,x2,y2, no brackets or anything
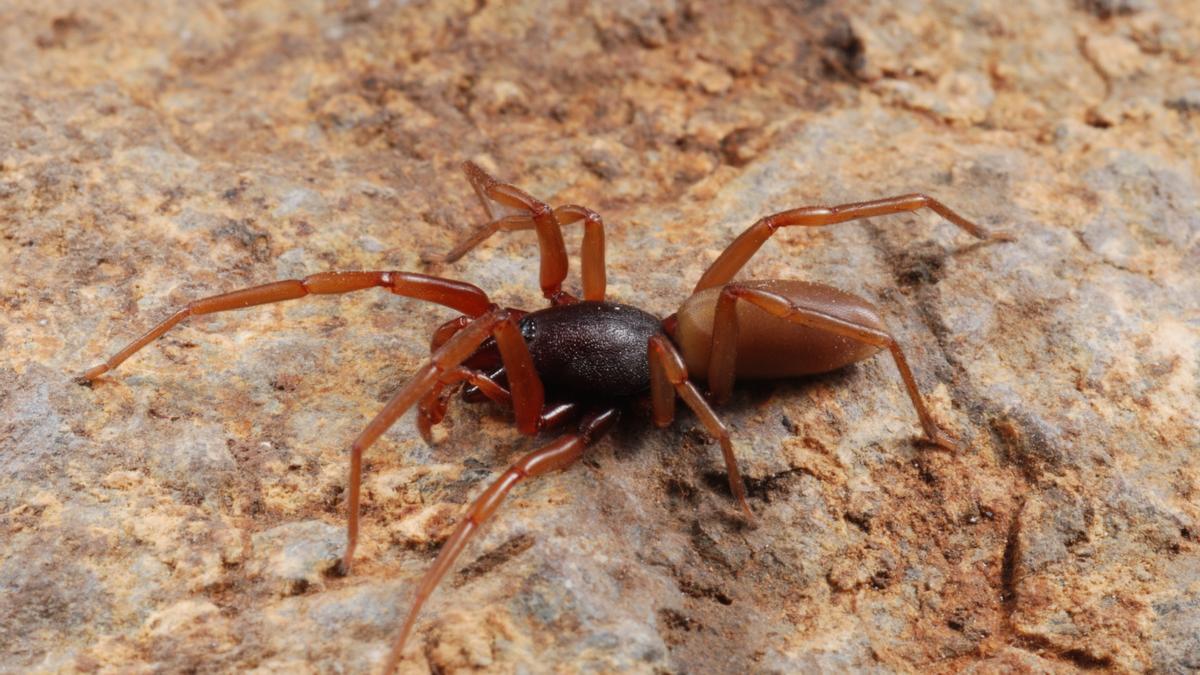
80,161,1009,673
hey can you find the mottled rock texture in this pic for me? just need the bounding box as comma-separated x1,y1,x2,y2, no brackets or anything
2,1,1198,673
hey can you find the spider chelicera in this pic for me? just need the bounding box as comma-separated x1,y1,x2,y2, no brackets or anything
80,161,1008,672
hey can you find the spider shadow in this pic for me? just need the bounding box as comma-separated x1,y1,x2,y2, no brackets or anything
596,365,870,531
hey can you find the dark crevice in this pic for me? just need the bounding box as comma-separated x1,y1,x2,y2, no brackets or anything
1000,500,1112,670
1077,0,1140,19
1000,500,1024,610
676,575,734,606
820,13,867,82
658,607,704,639
1014,635,1115,670
1058,648,1115,669
708,467,805,503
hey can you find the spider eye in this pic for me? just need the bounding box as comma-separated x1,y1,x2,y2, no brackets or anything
520,321,536,342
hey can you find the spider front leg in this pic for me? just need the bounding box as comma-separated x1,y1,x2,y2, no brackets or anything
555,205,606,301
340,308,547,575
707,284,957,450
381,407,619,673
416,367,512,443
418,376,583,444
694,193,1012,292
648,335,753,520
444,162,608,302
79,271,493,381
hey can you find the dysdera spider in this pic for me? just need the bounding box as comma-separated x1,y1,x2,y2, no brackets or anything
80,161,1008,672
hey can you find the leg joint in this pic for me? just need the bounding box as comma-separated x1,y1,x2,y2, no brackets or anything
528,200,552,219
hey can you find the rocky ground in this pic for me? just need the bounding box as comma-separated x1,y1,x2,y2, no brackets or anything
1,0,1198,673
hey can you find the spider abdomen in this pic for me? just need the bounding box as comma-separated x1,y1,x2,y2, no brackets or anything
519,301,663,400
674,279,886,379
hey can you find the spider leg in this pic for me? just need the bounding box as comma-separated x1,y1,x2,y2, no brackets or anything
442,205,607,301
441,213,535,264
381,407,619,673
448,162,609,304
553,205,606,301
461,161,567,302
79,271,493,381
648,335,753,519
417,367,581,444
340,308,546,574
417,367,513,444
693,193,1010,292
708,284,956,450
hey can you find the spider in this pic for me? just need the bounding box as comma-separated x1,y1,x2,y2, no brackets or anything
80,161,1008,672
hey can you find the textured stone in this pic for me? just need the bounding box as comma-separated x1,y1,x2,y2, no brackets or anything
251,520,343,596
1,0,1198,673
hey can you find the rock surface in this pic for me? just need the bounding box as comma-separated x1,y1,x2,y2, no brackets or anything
2,0,1198,673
